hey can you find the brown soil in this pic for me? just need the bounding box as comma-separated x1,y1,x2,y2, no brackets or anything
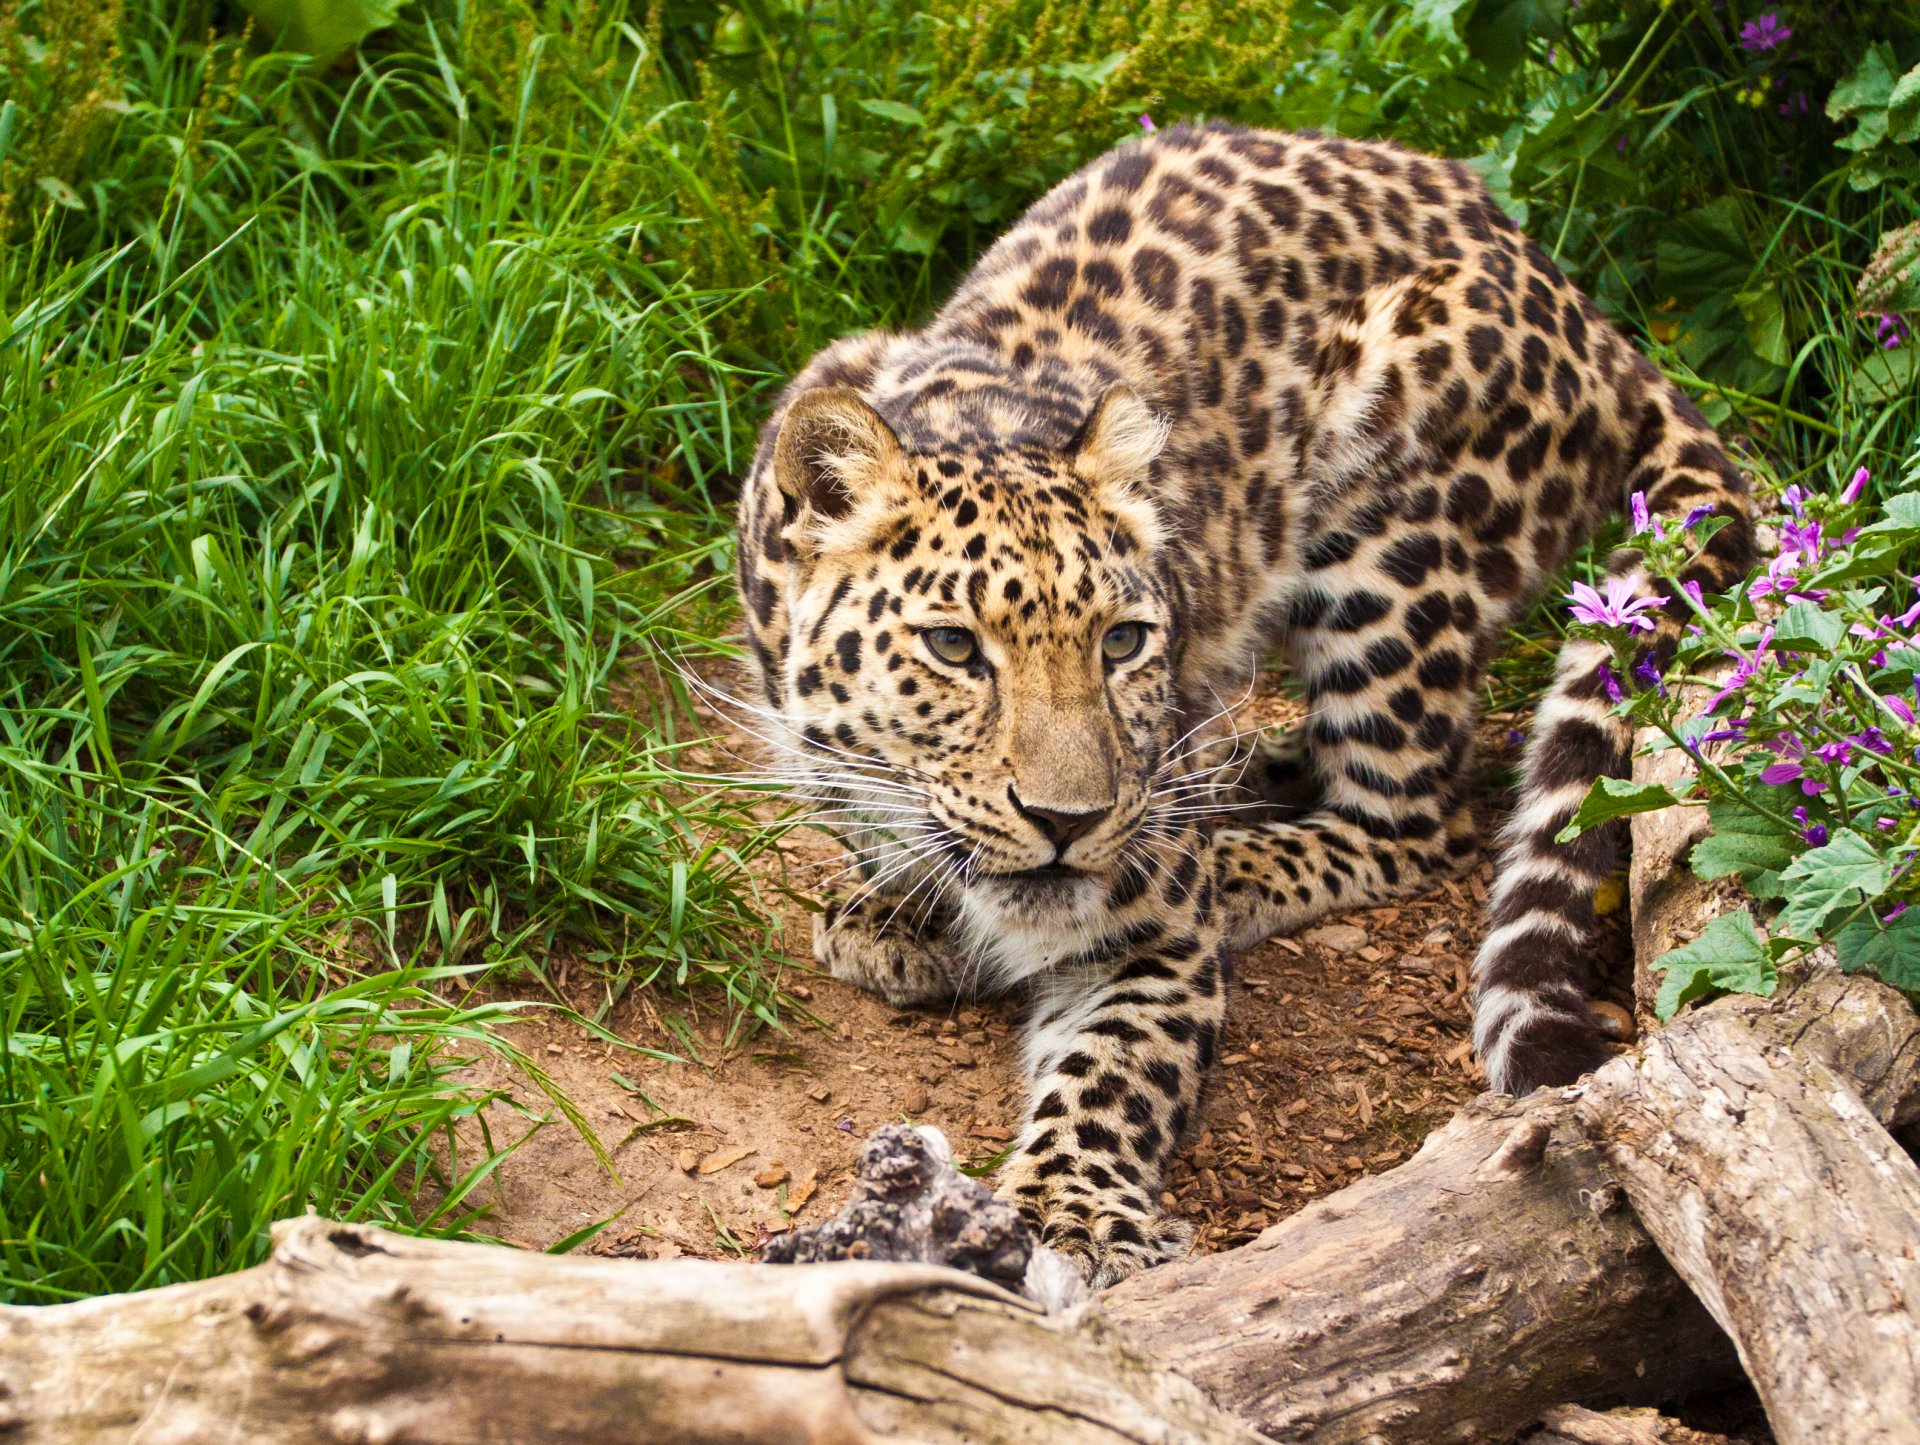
451,690,1638,1266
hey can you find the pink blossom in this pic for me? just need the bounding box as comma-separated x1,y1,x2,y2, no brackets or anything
1738,12,1791,51
1842,466,1869,504
1566,576,1668,632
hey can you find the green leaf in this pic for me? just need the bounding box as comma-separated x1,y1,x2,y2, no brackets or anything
857,99,928,128
1651,910,1777,1021
1411,0,1478,46
1775,828,1892,941
1834,909,1920,992
1771,600,1845,652
1734,284,1790,367
1463,0,1568,72
235,0,406,62
1554,776,1688,843
1859,490,1920,538
1691,797,1796,897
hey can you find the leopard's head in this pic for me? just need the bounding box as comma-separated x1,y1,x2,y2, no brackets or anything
760,384,1184,954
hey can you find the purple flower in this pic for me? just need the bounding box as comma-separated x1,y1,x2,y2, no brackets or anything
1596,664,1626,704
1779,516,1822,558
1778,88,1810,117
1566,576,1668,632
1630,491,1663,538
1792,806,1828,848
1505,728,1525,747
1852,727,1894,756
1842,466,1869,504
1704,626,1771,713
1739,12,1791,51
1879,314,1909,350
1886,902,1909,922
1681,504,1717,531
1701,718,1749,744
1681,579,1707,610
1748,549,1827,604
1139,114,1157,133
1884,692,1916,726
1632,651,1666,696
1783,483,1808,519
1878,816,1900,832
1815,739,1854,768
1760,736,1827,795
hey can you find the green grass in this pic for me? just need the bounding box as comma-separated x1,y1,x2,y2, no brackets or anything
1,0,1913,1302
0,0,805,1301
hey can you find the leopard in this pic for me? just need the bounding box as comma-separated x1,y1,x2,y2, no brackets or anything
732,121,1756,1288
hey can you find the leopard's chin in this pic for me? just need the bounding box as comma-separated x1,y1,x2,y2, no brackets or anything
955,869,1111,986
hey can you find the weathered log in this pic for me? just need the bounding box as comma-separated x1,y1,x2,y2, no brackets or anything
1575,1002,1920,1444
15,969,1913,1444
0,1215,1260,1445
1521,1404,1739,1445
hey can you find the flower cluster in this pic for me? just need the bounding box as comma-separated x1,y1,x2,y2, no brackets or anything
1559,463,1920,991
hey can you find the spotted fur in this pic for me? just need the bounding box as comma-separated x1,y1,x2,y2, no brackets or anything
735,123,1756,1286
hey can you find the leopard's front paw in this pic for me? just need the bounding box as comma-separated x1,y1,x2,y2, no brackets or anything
1036,1211,1193,1290
997,1157,1192,1290
812,900,961,1008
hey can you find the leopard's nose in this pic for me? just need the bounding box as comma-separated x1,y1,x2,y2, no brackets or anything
1009,787,1112,850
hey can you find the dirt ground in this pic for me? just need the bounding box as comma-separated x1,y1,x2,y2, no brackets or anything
453,687,1637,1265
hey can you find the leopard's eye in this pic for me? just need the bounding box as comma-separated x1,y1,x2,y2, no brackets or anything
923,627,979,666
1102,622,1148,663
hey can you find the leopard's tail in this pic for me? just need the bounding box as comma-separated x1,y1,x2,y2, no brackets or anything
1472,368,1758,1094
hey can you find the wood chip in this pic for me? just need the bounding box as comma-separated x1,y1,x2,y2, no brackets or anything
753,1164,790,1189
807,1085,830,1103
675,1150,698,1175
696,1144,756,1175
972,1124,1012,1142
901,1083,930,1114
786,1170,819,1211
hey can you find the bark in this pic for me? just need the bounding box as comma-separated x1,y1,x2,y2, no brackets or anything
1575,1003,1920,1445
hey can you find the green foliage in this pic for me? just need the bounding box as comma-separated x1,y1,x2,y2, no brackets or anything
235,0,406,62
1554,776,1693,841
1652,909,1778,1021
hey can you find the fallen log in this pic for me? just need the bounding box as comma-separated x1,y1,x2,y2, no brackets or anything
1576,1001,1920,1445
6,969,1915,1444
0,1218,1260,1445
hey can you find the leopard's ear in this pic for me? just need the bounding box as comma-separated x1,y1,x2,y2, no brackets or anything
772,387,905,529
1069,385,1168,486
1069,385,1170,550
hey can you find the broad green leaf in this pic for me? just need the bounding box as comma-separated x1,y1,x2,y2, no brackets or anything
1690,804,1795,895
1775,829,1892,940
236,0,406,62
1411,0,1478,46
1771,600,1845,651
857,99,928,128
1734,284,1789,367
1463,0,1567,72
1834,909,1920,992
1554,776,1688,843
1652,910,1777,1021
1858,490,1920,538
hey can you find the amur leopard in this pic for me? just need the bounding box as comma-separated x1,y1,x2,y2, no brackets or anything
734,122,1755,1287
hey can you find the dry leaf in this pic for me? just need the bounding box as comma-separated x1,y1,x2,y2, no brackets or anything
697,1144,756,1175
787,1169,820,1211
